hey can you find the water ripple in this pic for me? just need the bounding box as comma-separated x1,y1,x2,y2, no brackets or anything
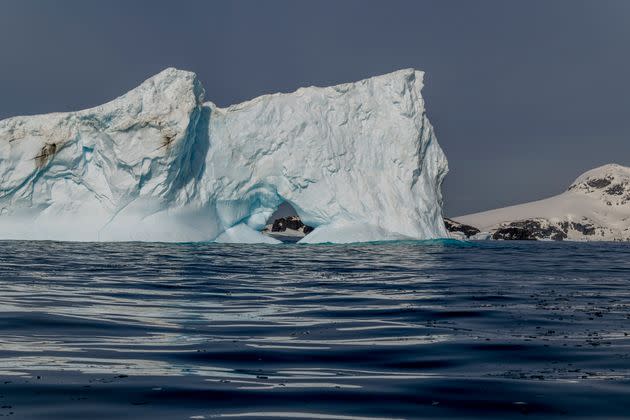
0,240,628,418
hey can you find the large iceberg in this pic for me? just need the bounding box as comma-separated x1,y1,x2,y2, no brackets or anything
0,68,448,243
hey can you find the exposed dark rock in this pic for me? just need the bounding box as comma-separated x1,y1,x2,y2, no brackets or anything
492,226,536,241
267,214,603,242
444,218,480,238
570,222,596,236
586,178,612,189
270,216,314,234
605,184,625,195
492,219,567,241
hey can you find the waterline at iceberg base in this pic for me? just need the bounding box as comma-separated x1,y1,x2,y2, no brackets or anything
0,68,448,243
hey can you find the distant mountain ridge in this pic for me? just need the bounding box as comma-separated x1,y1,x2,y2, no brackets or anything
455,164,630,241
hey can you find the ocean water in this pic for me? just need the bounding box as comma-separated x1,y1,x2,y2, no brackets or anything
0,240,628,419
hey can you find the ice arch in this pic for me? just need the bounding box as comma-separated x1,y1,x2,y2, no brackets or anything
0,68,449,243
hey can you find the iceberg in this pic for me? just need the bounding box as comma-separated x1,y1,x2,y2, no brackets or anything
0,68,449,243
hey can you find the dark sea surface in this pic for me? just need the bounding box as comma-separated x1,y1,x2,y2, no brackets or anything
0,240,629,419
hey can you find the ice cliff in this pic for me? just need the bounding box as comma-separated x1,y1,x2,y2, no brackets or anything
0,68,448,243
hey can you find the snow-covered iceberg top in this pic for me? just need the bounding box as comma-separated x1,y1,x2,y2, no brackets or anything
0,68,448,243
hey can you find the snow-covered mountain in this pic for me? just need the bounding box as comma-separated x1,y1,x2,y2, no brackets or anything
0,68,448,243
455,164,630,241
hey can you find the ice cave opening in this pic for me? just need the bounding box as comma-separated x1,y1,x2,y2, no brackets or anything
261,202,313,243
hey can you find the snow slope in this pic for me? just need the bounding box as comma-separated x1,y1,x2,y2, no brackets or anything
455,164,630,241
0,68,448,243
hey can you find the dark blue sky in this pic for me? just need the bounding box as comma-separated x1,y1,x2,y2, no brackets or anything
1,0,629,215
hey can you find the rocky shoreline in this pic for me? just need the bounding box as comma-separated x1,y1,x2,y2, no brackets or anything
266,214,627,243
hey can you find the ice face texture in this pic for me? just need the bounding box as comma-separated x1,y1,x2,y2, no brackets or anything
0,68,448,243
